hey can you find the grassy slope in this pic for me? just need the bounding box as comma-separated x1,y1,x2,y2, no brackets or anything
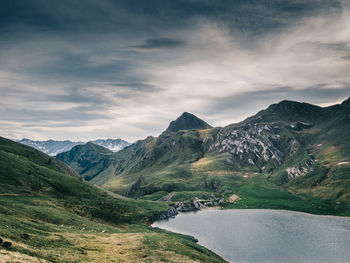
281,100,350,214
0,137,226,263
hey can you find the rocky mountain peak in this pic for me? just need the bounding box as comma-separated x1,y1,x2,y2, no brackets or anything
165,112,212,132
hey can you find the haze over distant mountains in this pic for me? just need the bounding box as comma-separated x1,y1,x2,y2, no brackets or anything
17,138,130,156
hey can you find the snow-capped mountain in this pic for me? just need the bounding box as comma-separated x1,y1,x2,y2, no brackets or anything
17,139,83,156
17,138,130,156
90,139,130,152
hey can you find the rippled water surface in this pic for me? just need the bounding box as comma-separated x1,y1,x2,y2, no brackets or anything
153,209,350,263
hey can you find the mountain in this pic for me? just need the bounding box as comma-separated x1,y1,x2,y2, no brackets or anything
90,138,130,152
0,137,225,263
166,112,212,132
56,142,116,181
17,138,130,155
57,98,350,216
17,138,83,156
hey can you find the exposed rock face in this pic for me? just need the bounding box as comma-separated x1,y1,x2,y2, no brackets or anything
205,123,285,171
285,158,315,182
157,207,179,220
156,197,223,221
289,121,313,131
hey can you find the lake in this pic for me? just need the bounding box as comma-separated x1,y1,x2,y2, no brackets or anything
152,209,350,263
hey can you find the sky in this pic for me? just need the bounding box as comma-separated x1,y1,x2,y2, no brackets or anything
1,0,350,142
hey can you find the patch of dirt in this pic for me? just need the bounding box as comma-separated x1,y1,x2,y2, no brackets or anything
227,194,241,203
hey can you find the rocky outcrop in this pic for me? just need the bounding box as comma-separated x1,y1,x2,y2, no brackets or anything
205,123,285,171
156,197,224,221
285,158,315,182
157,207,179,220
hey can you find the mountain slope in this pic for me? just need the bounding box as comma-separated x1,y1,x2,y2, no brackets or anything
0,137,167,223
57,98,350,216
56,142,116,181
0,137,226,263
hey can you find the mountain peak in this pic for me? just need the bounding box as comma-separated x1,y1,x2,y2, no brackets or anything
341,96,350,111
259,100,322,122
341,96,350,105
165,112,212,132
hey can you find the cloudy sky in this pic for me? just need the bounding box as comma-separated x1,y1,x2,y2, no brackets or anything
1,0,350,142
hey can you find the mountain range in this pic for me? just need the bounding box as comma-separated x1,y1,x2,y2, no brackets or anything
1,97,350,262
57,98,350,215
17,138,130,156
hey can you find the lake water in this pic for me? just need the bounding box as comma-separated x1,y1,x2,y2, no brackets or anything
152,209,350,263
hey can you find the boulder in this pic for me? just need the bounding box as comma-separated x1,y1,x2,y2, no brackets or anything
3,241,12,249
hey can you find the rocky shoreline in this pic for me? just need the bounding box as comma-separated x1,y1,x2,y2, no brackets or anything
157,197,224,221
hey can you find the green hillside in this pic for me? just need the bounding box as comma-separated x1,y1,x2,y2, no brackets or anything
57,98,350,216
0,137,226,262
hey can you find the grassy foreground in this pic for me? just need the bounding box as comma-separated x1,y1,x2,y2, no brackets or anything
0,197,225,262
0,137,226,262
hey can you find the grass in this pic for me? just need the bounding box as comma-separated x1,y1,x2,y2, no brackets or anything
0,198,226,263
223,175,338,215
287,164,350,216
0,201,226,262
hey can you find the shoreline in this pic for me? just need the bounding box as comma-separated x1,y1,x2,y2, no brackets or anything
155,204,350,223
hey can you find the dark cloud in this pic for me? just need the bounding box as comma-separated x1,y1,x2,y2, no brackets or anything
204,85,350,116
28,52,133,81
130,38,186,49
47,87,114,105
0,0,341,38
113,82,161,91
0,105,113,122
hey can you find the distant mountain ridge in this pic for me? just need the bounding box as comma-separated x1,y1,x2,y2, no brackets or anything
17,138,130,156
